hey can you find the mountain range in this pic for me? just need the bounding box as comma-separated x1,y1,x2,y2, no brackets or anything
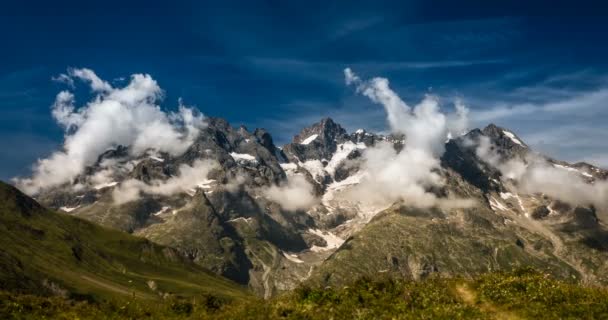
14,116,607,299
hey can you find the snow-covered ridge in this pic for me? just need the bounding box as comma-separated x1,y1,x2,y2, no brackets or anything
300,134,318,145
153,206,171,216
93,181,118,190
325,141,366,176
502,130,524,146
230,152,258,163
553,164,593,178
60,205,80,212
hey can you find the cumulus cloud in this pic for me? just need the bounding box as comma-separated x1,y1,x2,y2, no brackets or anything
112,159,219,204
474,136,527,180
519,163,608,211
51,73,74,88
344,68,468,156
68,67,113,92
14,68,206,195
341,68,473,209
475,136,608,212
263,175,318,211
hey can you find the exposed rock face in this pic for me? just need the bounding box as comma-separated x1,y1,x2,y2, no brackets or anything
283,117,349,162
34,118,608,297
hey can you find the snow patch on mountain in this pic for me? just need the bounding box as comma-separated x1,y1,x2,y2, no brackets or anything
500,192,514,200
153,206,171,216
489,197,509,211
553,163,593,178
93,181,118,190
60,205,80,212
282,252,304,263
502,130,524,146
186,179,216,196
322,172,364,212
280,163,298,172
325,141,366,176
230,152,258,164
308,229,344,252
514,194,528,217
300,134,318,145
301,160,326,181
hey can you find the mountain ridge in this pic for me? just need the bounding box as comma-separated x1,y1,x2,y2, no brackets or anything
17,116,608,297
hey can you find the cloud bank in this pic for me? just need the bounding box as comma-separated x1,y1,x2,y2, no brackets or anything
112,159,219,204
342,68,473,209
15,68,206,195
475,136,608,212
263,175,318,211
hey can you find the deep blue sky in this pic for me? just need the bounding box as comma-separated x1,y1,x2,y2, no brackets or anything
1,0,608,180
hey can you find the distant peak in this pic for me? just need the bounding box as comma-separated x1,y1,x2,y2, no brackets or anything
319,117,336,125
484,123,499,130
292,117,348,144
482,123,527,148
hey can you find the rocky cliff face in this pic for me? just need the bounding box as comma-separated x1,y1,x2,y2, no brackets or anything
33,117,608,297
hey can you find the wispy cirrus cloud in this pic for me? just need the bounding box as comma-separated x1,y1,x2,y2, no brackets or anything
463,69,608,168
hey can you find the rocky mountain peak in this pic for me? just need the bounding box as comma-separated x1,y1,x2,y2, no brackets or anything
253,128,276,150
292,117,348,145
282,118,351,163
205,117,232,132
95,145,129,165
482,123,528,149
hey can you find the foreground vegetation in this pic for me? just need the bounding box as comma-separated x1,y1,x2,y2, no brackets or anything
2,268,608,319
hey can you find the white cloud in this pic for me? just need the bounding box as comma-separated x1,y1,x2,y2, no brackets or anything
470,88,608,124
342,68,473,209
51,90,83,130
14,68,206,195
474,136,608,212
112,159,219,204
51,73,74,88
263,175,318,211
67,67,112,92
344,68,468,156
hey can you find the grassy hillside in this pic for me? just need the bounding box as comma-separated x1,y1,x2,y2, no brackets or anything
0,181,248,302
310,205,583,287
2,268,608,319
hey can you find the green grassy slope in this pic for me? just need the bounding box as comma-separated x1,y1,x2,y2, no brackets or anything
2,268,608,319
0,181,249,302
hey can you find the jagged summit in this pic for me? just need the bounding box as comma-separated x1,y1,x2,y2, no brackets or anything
483,123,528,149
291,117,348,145
283,118,349,163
